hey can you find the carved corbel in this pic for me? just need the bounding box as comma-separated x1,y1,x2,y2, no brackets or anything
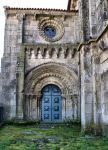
50,48,57,58
72,48,77,58
36,47,41,58
41,46,46,58
57,48,63,58
64,48,71,58
42,48,49,58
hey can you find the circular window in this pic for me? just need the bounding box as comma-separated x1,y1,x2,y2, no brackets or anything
44,26,56,38
38,18,64,42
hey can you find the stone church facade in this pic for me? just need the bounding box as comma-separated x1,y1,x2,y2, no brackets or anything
0,0,108,134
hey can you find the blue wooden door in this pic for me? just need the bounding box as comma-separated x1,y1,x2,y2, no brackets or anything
41,85,62,122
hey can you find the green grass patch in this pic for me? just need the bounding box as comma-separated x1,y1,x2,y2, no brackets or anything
0,125,108,150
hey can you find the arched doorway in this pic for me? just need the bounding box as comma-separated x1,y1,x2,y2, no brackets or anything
41,84,62,122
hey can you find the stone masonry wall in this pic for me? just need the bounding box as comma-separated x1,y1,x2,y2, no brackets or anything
1,14,18,119
1,8,80,120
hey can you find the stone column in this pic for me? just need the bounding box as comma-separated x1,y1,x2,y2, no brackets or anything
77,95,81,120
16,47,25,119
31,95,38,120
16,14,25,119
17,14,25,44
88,0,96,37
92,44,101,125
70,95,75,120
37,95,41,120
74,96,78,120
81,0,90,41
66,95,73,119
80,45,94,129
62,96,66,120
92,54,97,125
80,46,86,127
23,95,27,120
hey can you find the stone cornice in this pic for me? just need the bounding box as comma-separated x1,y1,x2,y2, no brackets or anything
22,43,78,48
4,6,78,16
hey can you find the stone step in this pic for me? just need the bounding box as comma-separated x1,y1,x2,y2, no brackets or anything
38,123,63,129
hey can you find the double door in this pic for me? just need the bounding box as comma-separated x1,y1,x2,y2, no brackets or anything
41,84,62,122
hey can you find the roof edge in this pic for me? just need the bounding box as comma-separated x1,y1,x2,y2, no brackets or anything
4,6,78,13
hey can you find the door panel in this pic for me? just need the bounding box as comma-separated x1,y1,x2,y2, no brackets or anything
52,86,61,95
42,96,51,121
41,85,62,122
52,95,62,122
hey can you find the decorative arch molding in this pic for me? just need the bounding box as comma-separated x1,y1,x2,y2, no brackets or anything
25,62,78,79
34,76,68,95
24,62,78,96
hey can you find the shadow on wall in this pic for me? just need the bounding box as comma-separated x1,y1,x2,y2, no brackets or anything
0,105,4,124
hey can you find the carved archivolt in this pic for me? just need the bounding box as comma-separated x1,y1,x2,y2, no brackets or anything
25,62,78,96
38,18,64,42
34,76,67,95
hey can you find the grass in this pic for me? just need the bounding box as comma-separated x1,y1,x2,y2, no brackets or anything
0,124,108,150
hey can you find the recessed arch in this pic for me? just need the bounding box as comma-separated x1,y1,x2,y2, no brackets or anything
24,62,80,122
24,62,78,96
